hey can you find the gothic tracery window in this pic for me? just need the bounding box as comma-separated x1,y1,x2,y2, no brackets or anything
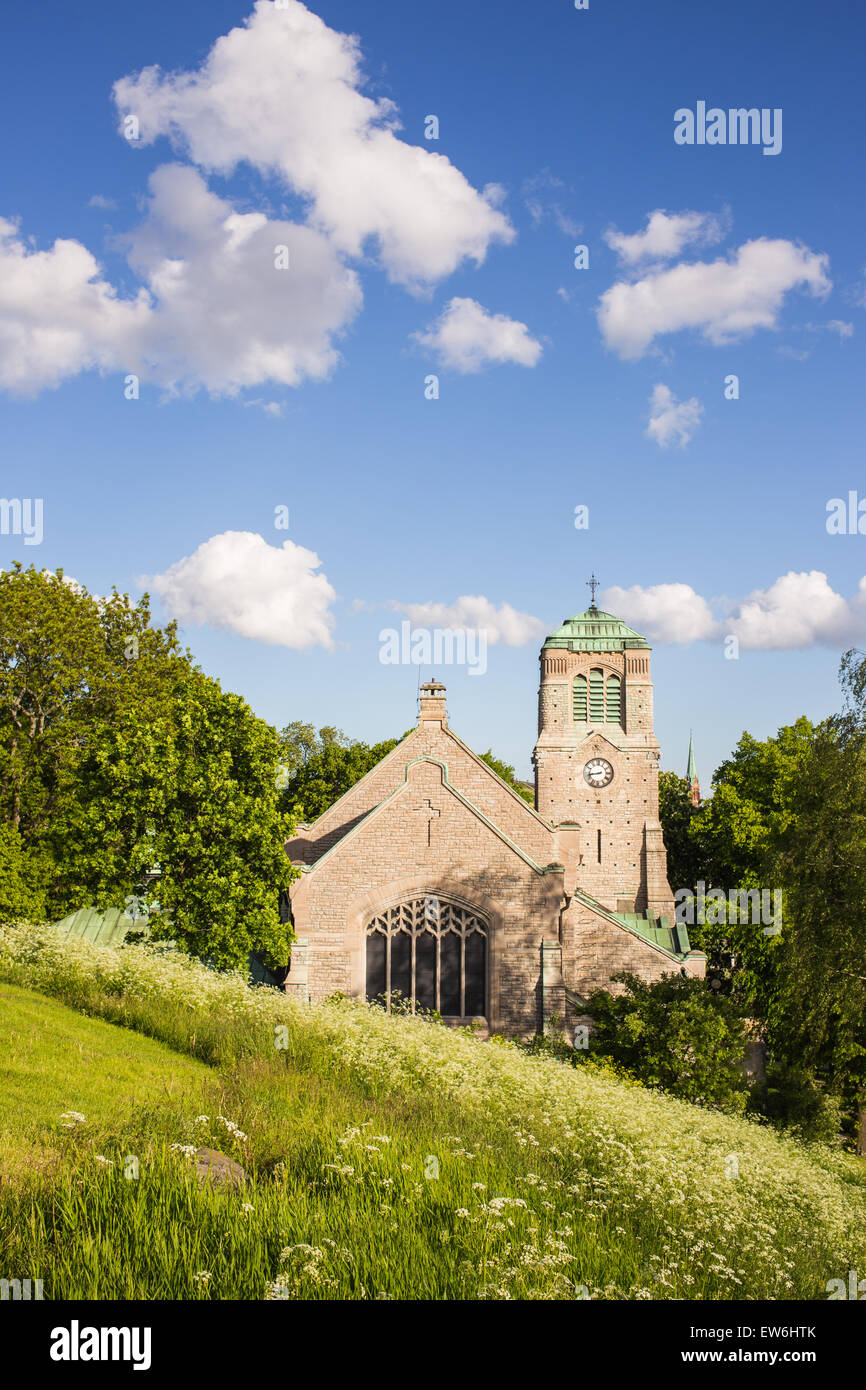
365,897,488,1017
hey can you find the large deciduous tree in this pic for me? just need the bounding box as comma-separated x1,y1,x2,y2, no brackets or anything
682,719,817,1015
658,770,703,890
0,564,295,969
278,728,406,821
768,652,866,1152
692,719,816,888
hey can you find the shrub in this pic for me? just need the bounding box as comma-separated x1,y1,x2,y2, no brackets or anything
585,971,749,1112
0,826,51,921
752,1063,844,1145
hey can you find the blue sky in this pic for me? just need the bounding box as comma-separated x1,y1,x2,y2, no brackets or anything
1,0,864,784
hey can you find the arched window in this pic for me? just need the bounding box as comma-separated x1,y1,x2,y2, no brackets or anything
606,673,622,724
365,897,488,1017
573,674,587,720
589,668,605,723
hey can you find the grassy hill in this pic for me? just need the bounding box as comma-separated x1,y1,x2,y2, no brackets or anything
0,983,218,1179
1,919,865,1301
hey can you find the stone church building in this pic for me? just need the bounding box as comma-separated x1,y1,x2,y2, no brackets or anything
284,604,705,1035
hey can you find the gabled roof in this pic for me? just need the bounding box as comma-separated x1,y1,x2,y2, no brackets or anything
303,756,561,878
543,608,650,652
299,719,553,851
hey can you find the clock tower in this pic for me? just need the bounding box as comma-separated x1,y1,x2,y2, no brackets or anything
532,595,674,918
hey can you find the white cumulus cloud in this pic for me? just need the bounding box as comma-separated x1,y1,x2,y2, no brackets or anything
149,531,336,649
112,0,513,290
602,583,719,645
727,570,856,650
603,571,866,650
0,169,363,397
604,209,726,265
126,164,362,394
645,383,704,449
598,238,831,360
413,297,543,373
0,217,152,394
389,595,547,646
0,2,516,398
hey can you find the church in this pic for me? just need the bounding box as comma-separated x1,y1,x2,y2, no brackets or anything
284,601,706,1036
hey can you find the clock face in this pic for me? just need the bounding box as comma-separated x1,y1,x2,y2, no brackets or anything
583,757,614,788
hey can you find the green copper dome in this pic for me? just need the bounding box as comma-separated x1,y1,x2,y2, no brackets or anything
542,607,650,652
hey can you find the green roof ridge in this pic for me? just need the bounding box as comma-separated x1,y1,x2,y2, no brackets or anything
572,889,693,958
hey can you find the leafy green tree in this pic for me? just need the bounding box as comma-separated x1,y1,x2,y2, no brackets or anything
279,733,406,821
0,564,185,911
0,565,295,969
658,770,703,889
0,824,51,920
692,718,816,888
0,564,179,843
57,674,296,970
139,671,294,969
684,719,817,1014
767,652,866,1152
750,1062,843,1145
585,972,749,1112
478,749,534,804
277,722,353,780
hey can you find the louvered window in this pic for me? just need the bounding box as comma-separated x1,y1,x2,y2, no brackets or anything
573,674,587,720
589,669,605,723
606,673,622,724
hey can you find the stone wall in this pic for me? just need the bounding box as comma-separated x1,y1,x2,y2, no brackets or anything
561,896,690,999
533,646,674,920
286,662,697,1036
289,756,565,1036
289,716,555,869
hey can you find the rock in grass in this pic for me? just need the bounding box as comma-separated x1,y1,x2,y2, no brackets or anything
193,1147,247,1188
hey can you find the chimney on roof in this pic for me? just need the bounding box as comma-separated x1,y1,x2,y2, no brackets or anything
418,678,447,726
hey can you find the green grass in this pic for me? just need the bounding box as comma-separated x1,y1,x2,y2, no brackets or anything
1,921,865,1301
0,983,218,1178
0,986,592,1300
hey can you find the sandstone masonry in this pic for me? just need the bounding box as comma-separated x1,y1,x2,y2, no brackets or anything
285,605,705,1036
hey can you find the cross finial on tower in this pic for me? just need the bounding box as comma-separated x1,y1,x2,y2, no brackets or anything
587,573,600,609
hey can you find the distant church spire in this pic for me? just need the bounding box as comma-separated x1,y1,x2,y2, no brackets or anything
686,731,701,807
